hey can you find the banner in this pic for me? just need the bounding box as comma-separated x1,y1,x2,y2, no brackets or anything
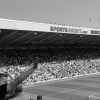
0,18,91,34
50,26,89,34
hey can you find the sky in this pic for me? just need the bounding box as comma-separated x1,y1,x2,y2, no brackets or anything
0,0,100,28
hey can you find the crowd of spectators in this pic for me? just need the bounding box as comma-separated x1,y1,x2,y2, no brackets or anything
0,48,100,87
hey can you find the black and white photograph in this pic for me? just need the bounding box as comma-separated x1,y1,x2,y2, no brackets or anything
0,0,100,100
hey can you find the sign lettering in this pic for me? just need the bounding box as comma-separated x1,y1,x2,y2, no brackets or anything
50,26,88,34
91,30,100,34
50,26,67,33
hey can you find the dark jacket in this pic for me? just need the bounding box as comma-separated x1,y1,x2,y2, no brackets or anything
0,84,8,100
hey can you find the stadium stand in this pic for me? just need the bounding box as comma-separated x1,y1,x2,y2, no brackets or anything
1,18,100,100
0,48,100,87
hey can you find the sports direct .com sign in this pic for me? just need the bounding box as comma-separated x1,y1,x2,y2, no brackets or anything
50,26,89,34
0,18,91,35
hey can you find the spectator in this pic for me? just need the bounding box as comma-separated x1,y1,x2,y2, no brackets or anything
0,59,38,100
37,95,42,100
